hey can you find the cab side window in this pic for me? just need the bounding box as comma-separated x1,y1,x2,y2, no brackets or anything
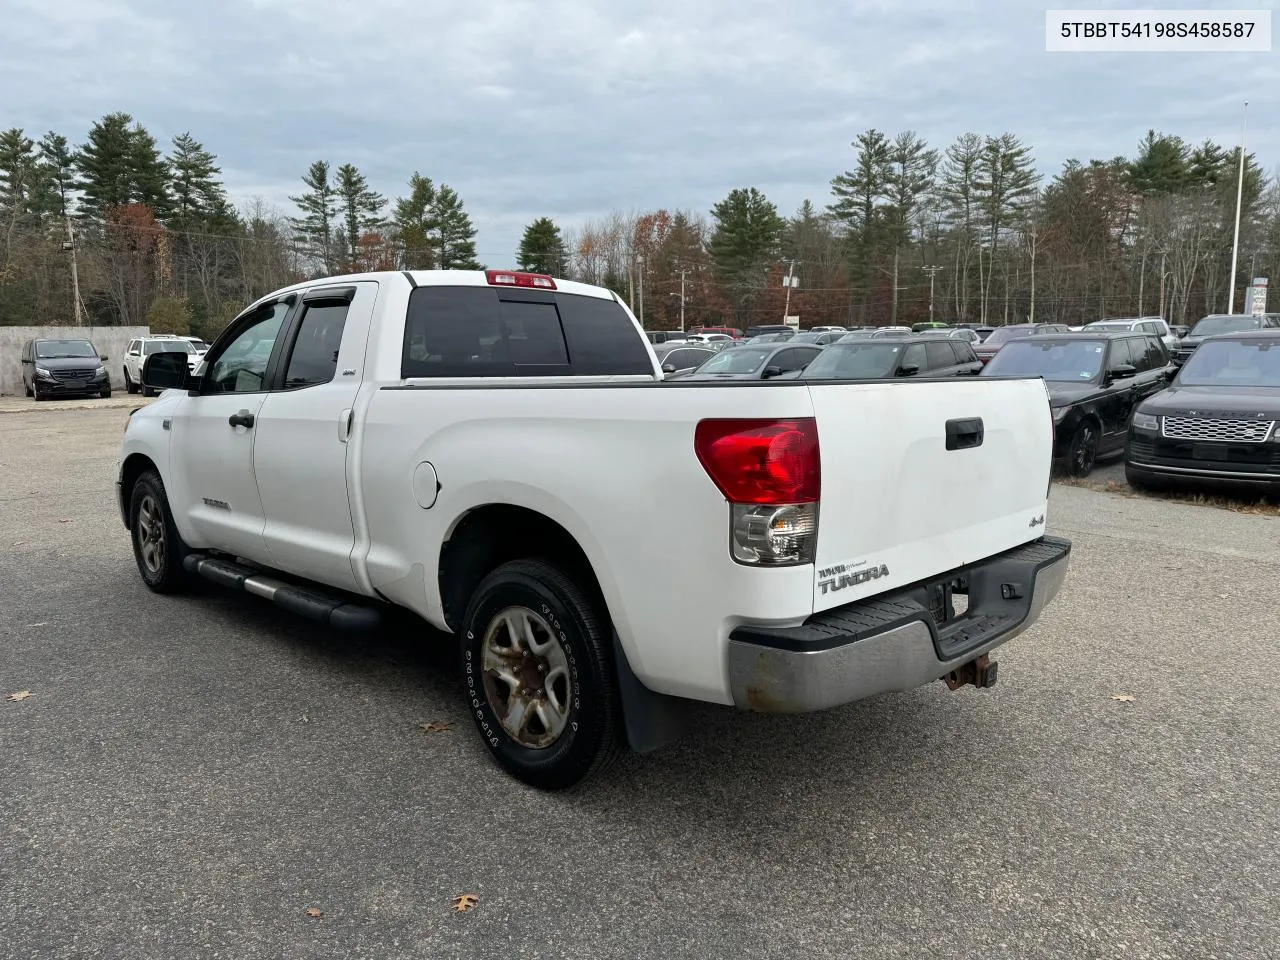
205,302,290,394
282,302,351,389
1107,339,1136,372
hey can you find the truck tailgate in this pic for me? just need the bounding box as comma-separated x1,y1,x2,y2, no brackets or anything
807,377,1053,612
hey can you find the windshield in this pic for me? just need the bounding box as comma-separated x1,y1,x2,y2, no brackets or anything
694,347,770,374
1190,316,1260,337
801,342,904,379
983,326,1036,346
1177,339,1280,387
35,339,97,358
143,340,195,355
790,332,824,343
982,339,1106,381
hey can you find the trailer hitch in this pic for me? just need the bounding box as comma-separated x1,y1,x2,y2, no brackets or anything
942,653,998,691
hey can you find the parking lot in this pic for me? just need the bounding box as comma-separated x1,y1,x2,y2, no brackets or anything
3,402,1279,960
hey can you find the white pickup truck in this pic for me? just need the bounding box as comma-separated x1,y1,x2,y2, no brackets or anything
117,269,1071,789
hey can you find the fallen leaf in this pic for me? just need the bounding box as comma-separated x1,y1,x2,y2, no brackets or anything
452,893,479,913
7,691,32,702
421,721,452,733
1110,694,1137,702
25,622,48,628
305,907,323,918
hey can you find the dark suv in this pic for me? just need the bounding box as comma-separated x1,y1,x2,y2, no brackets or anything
20,338,112,400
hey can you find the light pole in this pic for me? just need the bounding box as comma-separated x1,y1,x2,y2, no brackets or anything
921,265,943,323
1228,100,1248,314
62,215,85,325
678,268,686,331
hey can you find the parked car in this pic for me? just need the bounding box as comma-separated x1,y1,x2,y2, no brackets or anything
652,342,717,377
911,321,950,332
870,326,912,337
974,323,1073,365
684,333,735,347
1172,314,1280,366
774,336,982,380
917,328,980,344
687,325,742,339
123,335,201,395
684,341,823,379
745,331,796,344
1170,324,1190,339
1125,330,1280,494
645,330,687,345
807,325,847,334
20,337,112,400
743,324,795,339
971,326,997,342
788,330,845,346
118,268,1069,790
981,332,1174,476
1084,317,1179,354
835,330,877,343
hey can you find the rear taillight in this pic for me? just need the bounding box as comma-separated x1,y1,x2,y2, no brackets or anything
694,418,820,566
485,269,556,289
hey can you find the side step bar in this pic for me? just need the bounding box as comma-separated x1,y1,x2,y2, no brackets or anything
183,554,383,632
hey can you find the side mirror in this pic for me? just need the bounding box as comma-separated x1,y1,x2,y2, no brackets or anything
762,365,783,379
661,362,676,374
898,363,920,377
1109,363,1137,380
142,351,190,392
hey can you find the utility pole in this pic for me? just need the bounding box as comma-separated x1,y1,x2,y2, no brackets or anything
1228,100,1248,314
636,255,645,326
781,259,799,323
921,265,943,323
679,267,687,331
1158,250,1168,318
63,215,86,325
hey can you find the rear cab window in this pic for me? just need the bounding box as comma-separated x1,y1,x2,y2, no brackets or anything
402,286,653,378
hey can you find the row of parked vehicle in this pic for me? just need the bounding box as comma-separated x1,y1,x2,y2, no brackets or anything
648,312,1280,492
18,333,210,400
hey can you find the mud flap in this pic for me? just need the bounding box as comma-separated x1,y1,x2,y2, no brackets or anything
611,629,694,754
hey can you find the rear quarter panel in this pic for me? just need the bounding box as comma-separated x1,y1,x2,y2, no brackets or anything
357,382,820,704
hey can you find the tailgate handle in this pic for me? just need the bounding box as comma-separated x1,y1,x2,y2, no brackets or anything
945,417,984,451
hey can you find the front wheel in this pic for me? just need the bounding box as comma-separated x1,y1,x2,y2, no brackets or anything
1067,422,1099,477
461,559,625,790
129,470,190,593
123,368,137,394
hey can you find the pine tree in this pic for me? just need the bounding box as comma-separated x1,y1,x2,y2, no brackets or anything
0,128,39,220
828,129,894,320
334,163,386,270
128,124,172,219
288,160,338,273
1127,130,1190,196
392,172,437,270
709,187,784,277
517,216,567,274
431,184,481,269
74,113,138,218
168,132,227,227
883,131,939,322
37,132,74,218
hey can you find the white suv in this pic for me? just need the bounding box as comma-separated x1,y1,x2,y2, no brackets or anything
122,335,201,396
1084,317,1179,354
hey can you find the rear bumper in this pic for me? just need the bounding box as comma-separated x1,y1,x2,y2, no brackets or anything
726,536,1071,712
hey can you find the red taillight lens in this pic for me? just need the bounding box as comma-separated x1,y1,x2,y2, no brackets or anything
694,418,820,504
485,269,556,290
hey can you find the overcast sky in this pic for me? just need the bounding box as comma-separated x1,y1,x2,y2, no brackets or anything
5,0,1277,263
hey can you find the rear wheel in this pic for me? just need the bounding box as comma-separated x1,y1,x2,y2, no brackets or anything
123,368,137,394
129,470,190,593
461,558,624,790
1067,421,1099,477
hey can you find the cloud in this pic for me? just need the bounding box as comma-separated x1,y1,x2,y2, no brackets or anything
2,0,1273,263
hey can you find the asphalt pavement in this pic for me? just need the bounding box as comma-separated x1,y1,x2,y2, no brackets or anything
2,405,1278,960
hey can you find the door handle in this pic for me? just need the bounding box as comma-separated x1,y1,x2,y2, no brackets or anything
945,417,984,451
338,408,353,443
228,410,255,429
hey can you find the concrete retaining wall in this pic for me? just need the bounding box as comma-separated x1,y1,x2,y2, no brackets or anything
0,326,150,395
